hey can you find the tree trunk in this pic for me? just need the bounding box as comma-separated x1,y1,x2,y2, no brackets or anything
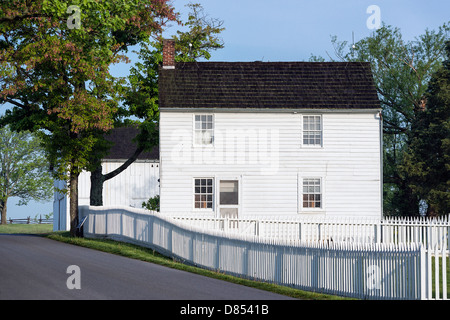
90,163,105,206
89,145,144,206
69,170,79,237
0,199,7,225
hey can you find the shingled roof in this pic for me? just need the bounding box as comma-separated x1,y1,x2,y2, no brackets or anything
158,61,380,110
103,126,159,161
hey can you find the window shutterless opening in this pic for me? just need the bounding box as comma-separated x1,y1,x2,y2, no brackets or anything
303,115,322,146
302,178,321,208
194,115,214,145
194,178,213,209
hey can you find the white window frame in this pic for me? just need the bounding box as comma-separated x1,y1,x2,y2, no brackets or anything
193,177,214,212
298,176,325,213
193,114,214,147
302,115,322,147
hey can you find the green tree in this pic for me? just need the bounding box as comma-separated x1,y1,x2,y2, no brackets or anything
0,126,53,224
315,23,449,216
400,41,450,216
88,3,225,206
0,0,177,235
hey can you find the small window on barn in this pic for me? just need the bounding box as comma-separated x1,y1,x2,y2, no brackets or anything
302,178,321,208
303,115,322,146
194,178,214,209
194,115,214,145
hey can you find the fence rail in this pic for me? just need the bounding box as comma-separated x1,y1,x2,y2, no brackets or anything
7,216,53,225
79,206,449,300
169,214,450,253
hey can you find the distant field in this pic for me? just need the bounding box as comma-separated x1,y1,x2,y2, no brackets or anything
0,224,53,234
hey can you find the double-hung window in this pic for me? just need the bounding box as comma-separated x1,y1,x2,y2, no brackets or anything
302,178,322,209
303,115,322,146
194,178,214,209
194,115,214,145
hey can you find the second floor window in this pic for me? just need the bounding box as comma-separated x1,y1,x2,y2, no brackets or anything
303,115,322,146
194,115,214,145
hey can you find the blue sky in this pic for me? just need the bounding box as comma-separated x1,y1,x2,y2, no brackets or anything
4,0,449,219
163,0,448,63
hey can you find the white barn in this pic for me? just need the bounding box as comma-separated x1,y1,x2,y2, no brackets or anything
53,126,159,231
158,39,382,220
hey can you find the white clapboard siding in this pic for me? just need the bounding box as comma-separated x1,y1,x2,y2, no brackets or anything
160,111,381,219
77,161,159,208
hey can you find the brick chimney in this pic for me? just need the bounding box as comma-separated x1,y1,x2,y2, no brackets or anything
162,39,175,69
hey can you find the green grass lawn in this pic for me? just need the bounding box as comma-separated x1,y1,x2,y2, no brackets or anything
0,223,53,234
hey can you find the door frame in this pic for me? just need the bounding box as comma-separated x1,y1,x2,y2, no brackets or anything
216,176,242,219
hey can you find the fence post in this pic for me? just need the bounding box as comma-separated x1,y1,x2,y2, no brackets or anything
168,222,172,253
189,233,194,263
374,221,381,244
274,244,283,285
242,242,249,279
434,244,440,299
419,244,425,300
298,222,302,242
442,240,447,300
215,237,220,271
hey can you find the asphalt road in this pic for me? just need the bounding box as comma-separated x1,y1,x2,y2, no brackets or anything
0,234,295,301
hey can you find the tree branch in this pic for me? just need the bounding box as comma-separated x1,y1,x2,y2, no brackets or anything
103,145,145,181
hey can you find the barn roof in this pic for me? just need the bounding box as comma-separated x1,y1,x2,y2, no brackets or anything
103,126,159,161
158,61,380,110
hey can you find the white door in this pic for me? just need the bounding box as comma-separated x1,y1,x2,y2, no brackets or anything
218,180,239,223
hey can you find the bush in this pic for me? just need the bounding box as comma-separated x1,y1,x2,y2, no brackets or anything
142,195,160,212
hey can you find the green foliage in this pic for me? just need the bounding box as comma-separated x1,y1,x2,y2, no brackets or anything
174,3,225,62
400,41,450,216
142,195,160,212
320,23,450,216
0,125,53,223
0,0,177,233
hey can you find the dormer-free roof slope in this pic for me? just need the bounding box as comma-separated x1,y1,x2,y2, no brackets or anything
104,126,159,161
159,61,380,110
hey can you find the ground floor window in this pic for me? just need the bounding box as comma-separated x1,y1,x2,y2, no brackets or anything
302,178,321,208
194,178,213,209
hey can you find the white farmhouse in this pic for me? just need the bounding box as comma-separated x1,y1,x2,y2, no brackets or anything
158,39,382,219
53,126,159,231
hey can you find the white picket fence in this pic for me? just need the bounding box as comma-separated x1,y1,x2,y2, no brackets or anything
79,206,449,300
169,214,450,250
